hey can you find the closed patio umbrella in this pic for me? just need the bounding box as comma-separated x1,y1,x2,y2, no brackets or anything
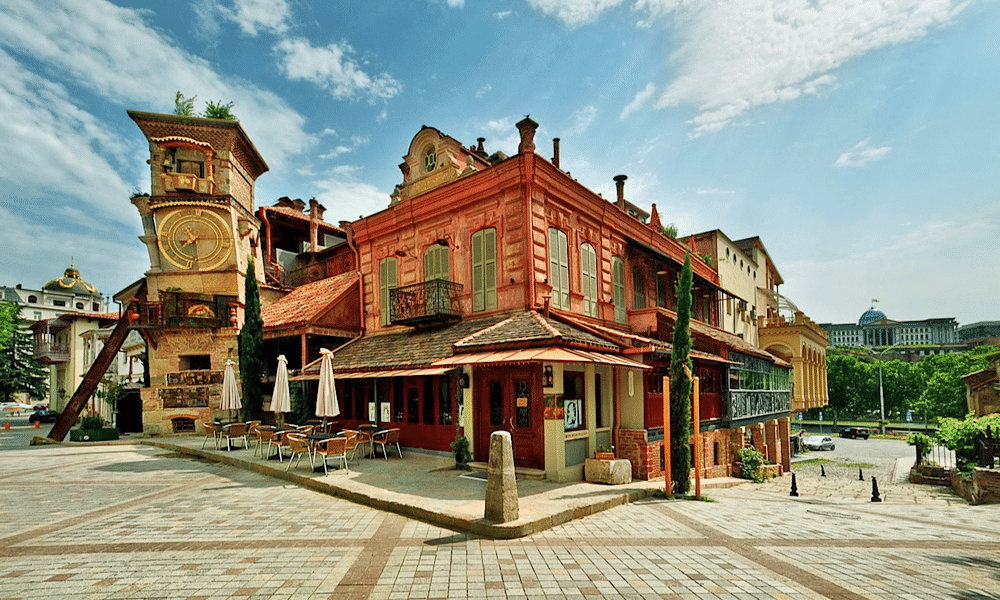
220,359,242,420
316,348,340,429
271,355,292,425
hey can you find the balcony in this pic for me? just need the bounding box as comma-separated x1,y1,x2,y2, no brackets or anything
33,341,70,364
161,171,214,195
130,293,237,329
390,279,463,326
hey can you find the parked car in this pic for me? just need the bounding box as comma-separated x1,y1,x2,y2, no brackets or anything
839,427,871,439
802,435,835,451
28,409,61,423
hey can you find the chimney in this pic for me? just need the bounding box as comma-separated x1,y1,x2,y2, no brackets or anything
614,174,627,208
552,138,560,168
308,198,320,252
516,116,538,154
477,137,486,154
292,198,306,212
309,198,326,222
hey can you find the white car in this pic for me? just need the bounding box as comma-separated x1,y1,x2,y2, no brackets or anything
802,436,835,451
1,402,34,413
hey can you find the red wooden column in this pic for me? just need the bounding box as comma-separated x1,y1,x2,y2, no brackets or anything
662,376,671,497
693,377,701,499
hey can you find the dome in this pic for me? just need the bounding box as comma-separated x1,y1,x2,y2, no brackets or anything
858,308,887,326
42,263,100,298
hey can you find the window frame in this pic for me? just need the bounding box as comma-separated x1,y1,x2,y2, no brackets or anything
471,228,497,312
580,242,598,317
612,257,626,324
548,227,570,309
379,257,398,326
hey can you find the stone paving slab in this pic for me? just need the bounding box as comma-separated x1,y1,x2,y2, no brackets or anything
2,440,999,600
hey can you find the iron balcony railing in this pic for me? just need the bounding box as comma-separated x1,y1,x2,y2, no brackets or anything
390,279,463,326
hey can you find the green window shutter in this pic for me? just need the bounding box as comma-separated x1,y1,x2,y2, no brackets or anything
612,257,626,323
632,268,646,309
425,245,450,281
472,231,483,311
581,243,597,317
548,228,569,310
380,257,397,325
484,228,497,310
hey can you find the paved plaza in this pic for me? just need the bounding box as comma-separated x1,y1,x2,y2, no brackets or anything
1,428,999,599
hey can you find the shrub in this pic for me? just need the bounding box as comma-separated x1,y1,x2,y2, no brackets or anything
79,415,104,430
737,447,765,483
937,413,1000,470
906,432,934,461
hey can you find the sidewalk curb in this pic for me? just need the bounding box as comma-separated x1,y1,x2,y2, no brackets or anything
141,439,658,539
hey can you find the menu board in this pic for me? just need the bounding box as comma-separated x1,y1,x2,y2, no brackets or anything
166,370,223,386
159,386,214,408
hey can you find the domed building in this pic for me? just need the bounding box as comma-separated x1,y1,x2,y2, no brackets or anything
819,304,962,359
1,261,107,322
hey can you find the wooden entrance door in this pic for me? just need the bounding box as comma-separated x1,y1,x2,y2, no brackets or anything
474,367,542,470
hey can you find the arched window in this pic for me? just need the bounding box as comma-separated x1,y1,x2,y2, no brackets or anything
27,295,37,303
580,243,597,317
471,228,497,312
379,257,397,326
612,257,626,324
548,228,569,309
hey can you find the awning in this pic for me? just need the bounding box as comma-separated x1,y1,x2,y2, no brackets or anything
290,366,455,381
432,347,650,369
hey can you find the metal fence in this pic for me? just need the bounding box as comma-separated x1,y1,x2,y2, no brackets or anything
927,444,957,469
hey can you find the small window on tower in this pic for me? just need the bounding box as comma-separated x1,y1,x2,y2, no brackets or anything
180,355,211,371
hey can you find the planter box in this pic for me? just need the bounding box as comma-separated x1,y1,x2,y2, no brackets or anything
70,428,120,442
585,458,632,484
594,452,615,460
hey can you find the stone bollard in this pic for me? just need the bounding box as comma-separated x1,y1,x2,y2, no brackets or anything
484,431,519,523
871,476,882,502
3,421,9,431
789,472,799,497
858,468,863,481
820,464,826,477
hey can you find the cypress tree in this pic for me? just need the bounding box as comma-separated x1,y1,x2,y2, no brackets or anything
239,261,264,421
669,253,694,495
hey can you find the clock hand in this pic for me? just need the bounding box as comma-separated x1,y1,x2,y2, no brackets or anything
182,225,199,246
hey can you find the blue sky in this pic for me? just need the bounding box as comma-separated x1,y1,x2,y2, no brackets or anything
1,0,996,327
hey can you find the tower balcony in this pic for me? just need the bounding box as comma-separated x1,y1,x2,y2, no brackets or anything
390,279,463,326
161,172,214,195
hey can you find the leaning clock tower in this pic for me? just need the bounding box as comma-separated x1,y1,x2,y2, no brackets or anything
127,110,269,435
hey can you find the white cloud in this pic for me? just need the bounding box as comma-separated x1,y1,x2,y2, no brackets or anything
782,212,998,325
222,0,291,36
319,146,352,160
567,105,597,136
494,10,513,19
275,38,402,101
620,82,656,120
834,138,893,168
0,50,134,224
630,0,968,136
0,0,313,171
191,0,223,45
312,176,389,219
447,0,466,7
527,0,626,26
476,83,493,98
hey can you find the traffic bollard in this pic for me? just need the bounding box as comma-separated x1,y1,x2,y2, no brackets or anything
871,477,882,502
789,473,799,497
820,464,826,477
859,467,863,481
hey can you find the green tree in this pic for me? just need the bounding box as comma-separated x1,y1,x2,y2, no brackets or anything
826,352,873,416
204,100,237,120
0,304,49,402
173,91,196,116
669,253,693,496
915,351,987,420
238,261,264,421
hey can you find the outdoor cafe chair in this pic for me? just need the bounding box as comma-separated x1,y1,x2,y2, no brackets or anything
201,422,220,449
284,433,311,471
340,429,361,463
222,422,249,450
371,428,402,460
254,427,277,458
313,436,349,475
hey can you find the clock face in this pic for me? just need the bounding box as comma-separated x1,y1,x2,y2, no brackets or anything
156,208,234,271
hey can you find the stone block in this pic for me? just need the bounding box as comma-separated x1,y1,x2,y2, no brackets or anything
484,431,519,522
585,458,632,485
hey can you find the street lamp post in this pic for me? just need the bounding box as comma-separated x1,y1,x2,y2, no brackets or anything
874,344,901,435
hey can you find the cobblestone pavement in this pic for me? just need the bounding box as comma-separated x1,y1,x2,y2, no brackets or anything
2,440,999,599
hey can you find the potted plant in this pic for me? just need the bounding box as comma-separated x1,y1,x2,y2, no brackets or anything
451,435,472,470
594,443,615,460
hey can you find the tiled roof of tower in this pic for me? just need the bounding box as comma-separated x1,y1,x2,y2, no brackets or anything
321,315,510,371
454,311,619,351
260,205,345,235
261,272,357,329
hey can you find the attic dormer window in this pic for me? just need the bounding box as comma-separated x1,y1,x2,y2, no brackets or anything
423,146,436,173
